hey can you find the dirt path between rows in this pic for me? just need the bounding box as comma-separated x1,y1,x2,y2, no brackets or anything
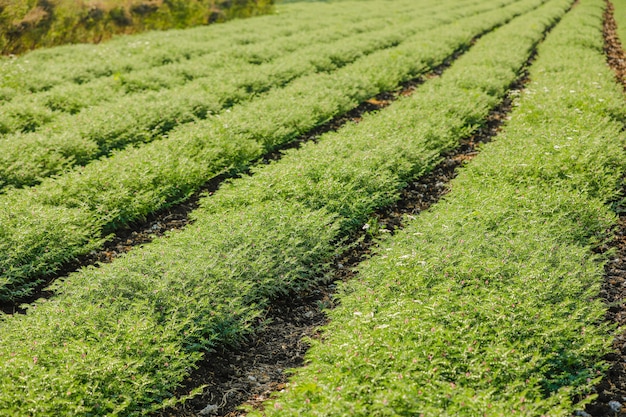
585,2,626,416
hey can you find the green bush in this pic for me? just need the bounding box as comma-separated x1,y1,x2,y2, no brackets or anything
0,0,274,54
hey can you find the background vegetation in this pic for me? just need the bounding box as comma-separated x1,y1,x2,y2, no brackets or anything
0,0,273,54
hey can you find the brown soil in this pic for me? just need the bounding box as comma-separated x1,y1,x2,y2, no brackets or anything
584,2,626,415
586,215,626,416
605,1,626,91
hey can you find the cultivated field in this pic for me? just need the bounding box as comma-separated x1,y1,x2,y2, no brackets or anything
1,0,626,415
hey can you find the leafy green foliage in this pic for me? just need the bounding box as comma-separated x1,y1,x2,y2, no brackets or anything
0,0,438,96
0,0,427,134
0,201,339,415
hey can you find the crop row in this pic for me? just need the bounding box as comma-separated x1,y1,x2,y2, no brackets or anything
0,0,546,301
0,0,487,188
0,0,439,135
252,0,626,415
0,0,571,414
0,0,402,97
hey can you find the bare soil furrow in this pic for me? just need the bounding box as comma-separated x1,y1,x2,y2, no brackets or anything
588,214,626,416
605,1,626,90
585,3,626,415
